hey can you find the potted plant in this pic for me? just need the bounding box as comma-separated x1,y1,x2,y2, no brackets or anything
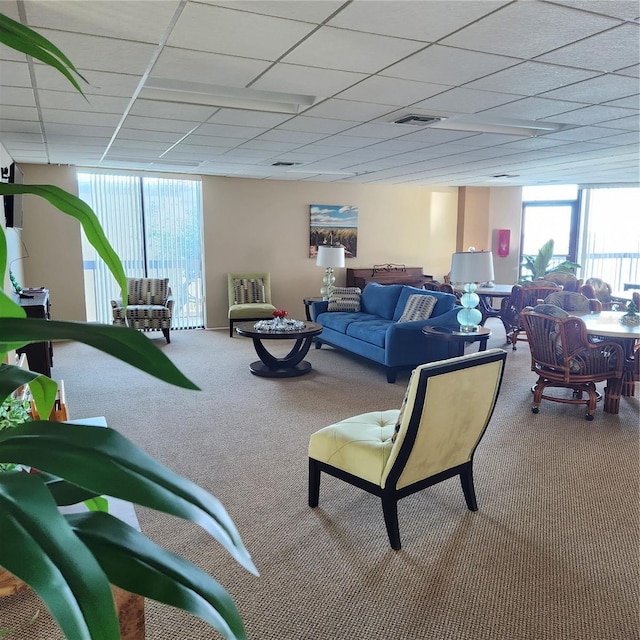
0,13,256,640
520,238,581,282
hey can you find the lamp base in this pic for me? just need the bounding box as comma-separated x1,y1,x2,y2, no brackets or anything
458,324,480,333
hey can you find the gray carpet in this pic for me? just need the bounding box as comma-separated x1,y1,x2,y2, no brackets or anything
3,318,639,640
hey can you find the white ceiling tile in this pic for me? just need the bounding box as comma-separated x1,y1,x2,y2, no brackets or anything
540,74,640,103
603,95,640,109
479,97,594,119
195,122,266,138
411,88,520,114
167,3,316,60
465,62,599,95
207,108,291,127
536,24,640,73
256,130,326,144
277,116,360,135
41,109,121,127
615,64,639,78
253,64,367,99
237,140,300,152
328,1,510,41
338,77,449,106
0,105,39,120
152,48,271,87
547,0,640,22
122,115,201,133
303,99,395,122
441,1,621,59
0,60,32,87
37,90,130,113
0,121,42,134
202,1,345,23
43,123,116,137
24,0,181,43
282,26,424,74
598,115,640,131
117,128,184,143
34,66,140,97
37,29,158,75
129,99,217,121
0,86,36,107
382,45,520,86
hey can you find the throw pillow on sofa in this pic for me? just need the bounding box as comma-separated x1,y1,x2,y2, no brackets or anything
398,294,437,322
328,287,362,312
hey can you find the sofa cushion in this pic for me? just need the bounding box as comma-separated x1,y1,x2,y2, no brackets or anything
317,311,379,334
345,319,391,348
328,287,361,312
361,283,403,320
393,286,456,321
398,294,437,322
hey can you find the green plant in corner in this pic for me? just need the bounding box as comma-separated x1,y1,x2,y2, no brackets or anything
0,12,256,640
520,238,581,282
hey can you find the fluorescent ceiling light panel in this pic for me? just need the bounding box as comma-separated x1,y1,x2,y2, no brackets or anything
141,78,318,114
391,113,575,137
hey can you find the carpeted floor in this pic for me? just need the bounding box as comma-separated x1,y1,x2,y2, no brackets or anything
3,318,639,640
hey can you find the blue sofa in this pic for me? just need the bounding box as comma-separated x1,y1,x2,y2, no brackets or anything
311,282,461,382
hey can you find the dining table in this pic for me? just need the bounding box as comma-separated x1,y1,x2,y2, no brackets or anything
580,311,640,414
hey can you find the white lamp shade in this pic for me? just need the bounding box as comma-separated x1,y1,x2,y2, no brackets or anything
316,245,345,268
450,250,494,284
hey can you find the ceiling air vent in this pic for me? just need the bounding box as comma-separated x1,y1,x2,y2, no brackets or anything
272,161,302,167
392,115,444,126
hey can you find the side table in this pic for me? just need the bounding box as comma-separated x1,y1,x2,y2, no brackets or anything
422,325,491,358
303,296,324,321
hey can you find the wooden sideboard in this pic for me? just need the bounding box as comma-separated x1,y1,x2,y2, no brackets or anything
15,289,53,377
346,265,432,289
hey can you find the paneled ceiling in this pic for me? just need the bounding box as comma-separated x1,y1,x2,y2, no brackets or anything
0,0,638,186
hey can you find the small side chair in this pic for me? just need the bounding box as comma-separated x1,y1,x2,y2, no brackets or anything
228,272,277,337
111,277,173,343
308,349,508,550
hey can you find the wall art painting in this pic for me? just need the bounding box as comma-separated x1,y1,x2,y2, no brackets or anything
309,204,358,258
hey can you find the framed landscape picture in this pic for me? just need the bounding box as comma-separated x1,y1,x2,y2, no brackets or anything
309,204,358,258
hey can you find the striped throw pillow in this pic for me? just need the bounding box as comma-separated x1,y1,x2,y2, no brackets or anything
328,287,362,312
398,294,437,322
233,278,266,304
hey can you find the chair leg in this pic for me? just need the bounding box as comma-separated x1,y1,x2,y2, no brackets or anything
460,462,478,511
308,458,321,508
229,321,234,337
381,493,401,550
162,328,170,344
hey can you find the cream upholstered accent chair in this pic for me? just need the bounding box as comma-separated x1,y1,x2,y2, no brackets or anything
308,349,507,550
111,277,173,343
228,272,277,337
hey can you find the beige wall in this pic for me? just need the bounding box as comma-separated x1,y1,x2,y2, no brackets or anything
203,177,458,327
488,187,523,285
13,163,524,329
21,165,86,322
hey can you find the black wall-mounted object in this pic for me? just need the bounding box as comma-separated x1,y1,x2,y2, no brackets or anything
2,161,24,229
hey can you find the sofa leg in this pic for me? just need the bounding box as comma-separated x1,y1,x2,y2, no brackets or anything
386,368,397,383
162,328,171,344
229,321,234,337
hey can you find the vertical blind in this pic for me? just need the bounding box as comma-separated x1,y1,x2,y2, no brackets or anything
77,172,204,329
579,188,640,291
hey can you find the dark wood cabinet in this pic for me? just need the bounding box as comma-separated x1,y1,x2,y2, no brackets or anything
346,266,432,290
15,289,53,377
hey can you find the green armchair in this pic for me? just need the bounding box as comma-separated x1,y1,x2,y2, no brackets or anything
228,272,277,337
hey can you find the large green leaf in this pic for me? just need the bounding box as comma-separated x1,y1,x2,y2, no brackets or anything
0,13,87,95
0,472,120,640
0,318,198,390
0,184,127,301
0,422,258,576
0,363,58,418
68,511,248,640
37,471,100,506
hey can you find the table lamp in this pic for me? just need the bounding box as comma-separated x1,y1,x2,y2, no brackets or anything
316,245,345,300
450,249,495,332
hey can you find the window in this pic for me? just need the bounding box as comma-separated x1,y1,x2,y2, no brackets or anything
521,185,639,291
77,171,204,328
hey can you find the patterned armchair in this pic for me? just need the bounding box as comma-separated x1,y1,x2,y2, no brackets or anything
543,291,602,314
499,281,562,350
520,306,624,420
228,272,277,337
111,277,173,343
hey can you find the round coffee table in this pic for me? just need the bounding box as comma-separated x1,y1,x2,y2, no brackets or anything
235,321,323,378
422,325,491,358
